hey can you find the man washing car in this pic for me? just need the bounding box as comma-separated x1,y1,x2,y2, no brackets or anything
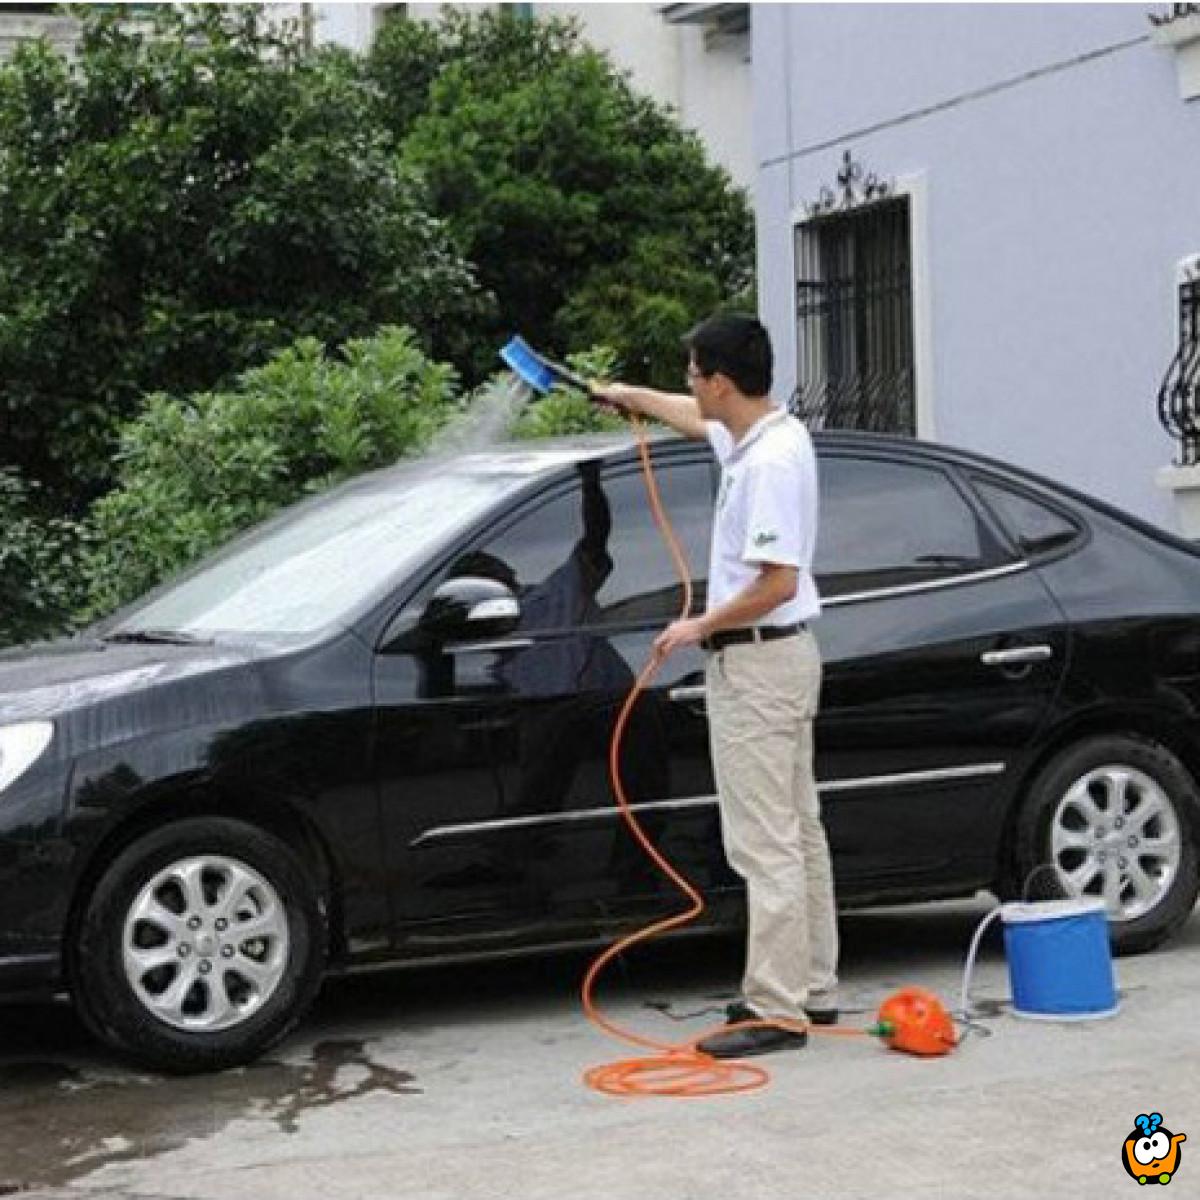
596,313,839,1058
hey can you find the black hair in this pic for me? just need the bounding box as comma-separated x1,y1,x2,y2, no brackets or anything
684,313,773,397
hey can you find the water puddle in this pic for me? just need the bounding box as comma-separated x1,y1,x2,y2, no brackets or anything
259,1038,421,1135
0,1037,419,1189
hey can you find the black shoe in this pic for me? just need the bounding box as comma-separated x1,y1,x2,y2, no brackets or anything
727,1000,837,1026
698,1003,807,1059
697,1023,807,1060
808,1007,839,1026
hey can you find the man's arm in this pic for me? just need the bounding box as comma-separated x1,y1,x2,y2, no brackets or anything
702,563,799,636
652,563,799,659
592,384,707,441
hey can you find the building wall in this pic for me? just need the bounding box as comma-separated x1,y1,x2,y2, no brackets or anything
538,4,752,185
754,3,1200,529
310,2,379,51
0,11,77,60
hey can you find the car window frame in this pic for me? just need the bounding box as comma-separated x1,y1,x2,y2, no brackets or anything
447,456,715,638
372,445,716,650
813,448,1022,607
964,469,1089,566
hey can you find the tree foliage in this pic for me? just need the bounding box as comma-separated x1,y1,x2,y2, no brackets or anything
1,5,755,644
0,4,480,508
0,469,88,647
370,8,754,388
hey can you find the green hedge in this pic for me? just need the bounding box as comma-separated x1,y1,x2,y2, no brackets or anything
77,326,460,621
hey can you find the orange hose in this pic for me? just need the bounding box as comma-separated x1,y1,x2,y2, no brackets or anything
580,417,868,1098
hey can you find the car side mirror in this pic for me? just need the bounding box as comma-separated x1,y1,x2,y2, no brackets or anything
420,576,522,643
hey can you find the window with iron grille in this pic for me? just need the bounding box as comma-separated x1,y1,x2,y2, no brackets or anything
1157,269,1200,466
791,198,916,435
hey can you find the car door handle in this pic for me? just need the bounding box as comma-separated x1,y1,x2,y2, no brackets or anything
980,645,1053,667
668,685,708,703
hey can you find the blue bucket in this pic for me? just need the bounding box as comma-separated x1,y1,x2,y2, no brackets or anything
1001,898,1118,1020
499,336,559,395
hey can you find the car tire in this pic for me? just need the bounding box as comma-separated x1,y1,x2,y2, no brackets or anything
1013,735,1200,955
73,817,327,1073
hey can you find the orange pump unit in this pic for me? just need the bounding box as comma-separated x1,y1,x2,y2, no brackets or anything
873,987,959,1057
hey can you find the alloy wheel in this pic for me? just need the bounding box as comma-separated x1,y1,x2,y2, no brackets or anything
1050,764,1183,922
121,855,290,1032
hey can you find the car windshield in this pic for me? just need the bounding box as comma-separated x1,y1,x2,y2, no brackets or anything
105,462,537,638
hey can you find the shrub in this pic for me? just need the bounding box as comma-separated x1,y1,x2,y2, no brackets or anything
0,469,88,646
79,326,460,619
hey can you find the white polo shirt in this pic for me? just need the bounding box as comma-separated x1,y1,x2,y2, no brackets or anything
705,408,822,625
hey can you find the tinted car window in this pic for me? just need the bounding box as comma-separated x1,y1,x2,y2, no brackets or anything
815,455,1001,597
443,461,712,630
971,476,1081,557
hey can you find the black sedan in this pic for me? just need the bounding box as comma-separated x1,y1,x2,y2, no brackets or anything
1,431,1198,1072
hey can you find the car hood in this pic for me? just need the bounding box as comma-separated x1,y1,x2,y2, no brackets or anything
0,638,257,723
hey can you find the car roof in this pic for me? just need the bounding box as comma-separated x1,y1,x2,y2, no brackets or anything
413,428,983,475
363,429,1194,550
334,424,1199,572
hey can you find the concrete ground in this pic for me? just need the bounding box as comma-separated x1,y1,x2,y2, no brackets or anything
2,896,1197,1199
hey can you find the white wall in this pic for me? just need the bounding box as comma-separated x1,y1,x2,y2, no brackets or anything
311,2,380,52
754,4,1200,529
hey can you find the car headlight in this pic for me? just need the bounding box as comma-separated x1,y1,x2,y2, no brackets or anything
0,721,54,795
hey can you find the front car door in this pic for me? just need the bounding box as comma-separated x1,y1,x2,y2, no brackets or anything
374,448,723,952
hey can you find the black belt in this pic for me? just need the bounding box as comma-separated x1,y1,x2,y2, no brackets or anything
702,622,805,652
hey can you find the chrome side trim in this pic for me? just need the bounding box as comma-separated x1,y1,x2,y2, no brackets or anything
817,762,1006,794
981,645,1053,667
822,561,1030,608
408,763,1007,848
446,638,535,655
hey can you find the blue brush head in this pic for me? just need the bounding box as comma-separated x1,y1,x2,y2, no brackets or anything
499,335,560,395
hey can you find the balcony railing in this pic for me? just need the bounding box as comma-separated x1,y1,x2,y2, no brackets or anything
1157,276,1200,466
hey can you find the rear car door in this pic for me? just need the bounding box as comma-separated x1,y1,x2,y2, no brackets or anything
813,448,1070,899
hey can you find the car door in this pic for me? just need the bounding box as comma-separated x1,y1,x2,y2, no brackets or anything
812,449,1070,897
374,451,721,948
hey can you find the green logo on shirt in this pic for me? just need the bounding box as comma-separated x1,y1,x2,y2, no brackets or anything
754,531,779,547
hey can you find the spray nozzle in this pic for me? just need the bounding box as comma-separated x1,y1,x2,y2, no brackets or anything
499,336,622,414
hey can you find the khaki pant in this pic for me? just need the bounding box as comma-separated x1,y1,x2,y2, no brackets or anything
705,630,838,1021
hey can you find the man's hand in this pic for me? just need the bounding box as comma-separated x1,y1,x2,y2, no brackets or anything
590,382,641,415
654,616,709,660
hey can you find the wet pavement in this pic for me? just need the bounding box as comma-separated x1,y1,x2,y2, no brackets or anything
3,899,1198,1199
0,969,444,1191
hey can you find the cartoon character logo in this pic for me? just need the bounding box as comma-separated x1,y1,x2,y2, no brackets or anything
1123,1113,1186,1185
